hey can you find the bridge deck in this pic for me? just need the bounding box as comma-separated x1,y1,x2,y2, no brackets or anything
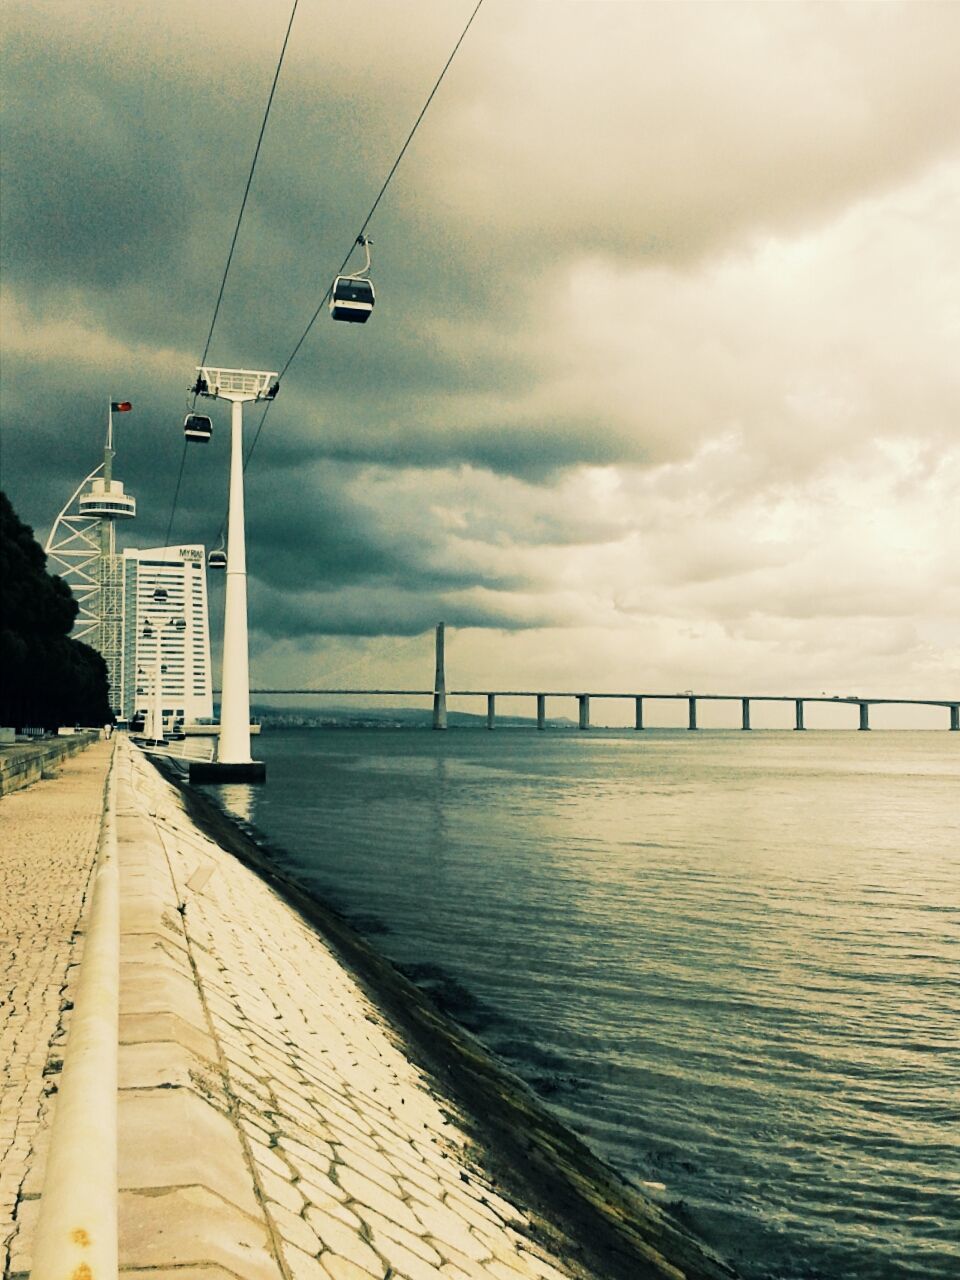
244,690,958,708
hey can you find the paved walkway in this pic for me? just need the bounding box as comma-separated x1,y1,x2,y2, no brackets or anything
0,740,112,1276
5,740,725,1279
110,741,575,1280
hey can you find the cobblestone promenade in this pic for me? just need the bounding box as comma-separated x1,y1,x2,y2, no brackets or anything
0,740,112,1275
111,742,574,1280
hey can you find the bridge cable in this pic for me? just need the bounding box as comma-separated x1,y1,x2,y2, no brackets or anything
297,629,432,688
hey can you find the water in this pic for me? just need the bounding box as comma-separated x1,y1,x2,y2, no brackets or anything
203,729,960,1279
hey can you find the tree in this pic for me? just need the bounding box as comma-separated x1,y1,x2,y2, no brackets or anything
0,491,113,728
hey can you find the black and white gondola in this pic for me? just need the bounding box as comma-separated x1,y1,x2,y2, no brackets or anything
330,235,376,324
184,413,213,442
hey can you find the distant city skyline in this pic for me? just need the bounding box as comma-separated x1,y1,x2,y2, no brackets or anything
2,0,958,713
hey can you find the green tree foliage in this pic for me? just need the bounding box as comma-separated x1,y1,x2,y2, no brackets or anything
0,491,113,728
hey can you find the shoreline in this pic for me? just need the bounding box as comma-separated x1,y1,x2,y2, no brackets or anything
154,752,735,1280
3,737,735,1278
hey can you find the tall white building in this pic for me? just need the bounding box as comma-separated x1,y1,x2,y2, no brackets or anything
121,545,213,725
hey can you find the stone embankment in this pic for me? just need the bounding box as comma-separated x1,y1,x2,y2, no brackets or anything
0,732,101,797
2,737,734,1280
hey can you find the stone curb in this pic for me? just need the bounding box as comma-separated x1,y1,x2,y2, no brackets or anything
31,740,119,1280
115,742,281,1278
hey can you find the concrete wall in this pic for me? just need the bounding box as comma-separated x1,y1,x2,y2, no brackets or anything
0,732,100,797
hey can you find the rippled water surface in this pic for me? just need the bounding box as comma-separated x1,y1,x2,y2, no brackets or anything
206,729,959,1279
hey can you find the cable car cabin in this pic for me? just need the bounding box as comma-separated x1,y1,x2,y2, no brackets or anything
152,588,168,602
330,276,375,323
184,413,213,442
208,549,227,570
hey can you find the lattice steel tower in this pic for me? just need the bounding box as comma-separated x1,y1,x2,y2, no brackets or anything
45,405,136,714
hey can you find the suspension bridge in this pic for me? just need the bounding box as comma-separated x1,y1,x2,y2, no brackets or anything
241,626,960,732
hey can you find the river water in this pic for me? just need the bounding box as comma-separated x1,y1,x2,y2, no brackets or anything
201,728,959,1280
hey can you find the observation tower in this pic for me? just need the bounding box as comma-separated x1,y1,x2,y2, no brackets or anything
45,403,136,714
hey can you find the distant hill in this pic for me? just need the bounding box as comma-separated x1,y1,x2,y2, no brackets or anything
249,704,575,730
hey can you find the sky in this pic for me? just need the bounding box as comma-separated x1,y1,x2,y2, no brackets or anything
2,0,958,725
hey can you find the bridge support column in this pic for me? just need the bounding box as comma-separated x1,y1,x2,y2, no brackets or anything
578,695,590,730
794,699,805,730
634,697,644,731
537,694,546,730
486,693,496,730
741,698,751,730
858,702,870,731
432,622,447,730
688,697,698,730
951,705,959,731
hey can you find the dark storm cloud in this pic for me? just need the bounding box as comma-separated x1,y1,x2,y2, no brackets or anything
2,0,959,674
248,576,571,641
1,62,191,294
243,465,524,595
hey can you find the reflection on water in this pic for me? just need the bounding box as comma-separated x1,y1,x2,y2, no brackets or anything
204,729,960,1280
213,782,257,825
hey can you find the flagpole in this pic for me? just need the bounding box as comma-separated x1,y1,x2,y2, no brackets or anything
105,401,114,485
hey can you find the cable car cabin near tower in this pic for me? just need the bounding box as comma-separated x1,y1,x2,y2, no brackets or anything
330,234,376,323
184,413,213,441
330,276,375,323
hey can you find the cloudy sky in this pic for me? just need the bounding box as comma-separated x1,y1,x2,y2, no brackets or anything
3,0,958,724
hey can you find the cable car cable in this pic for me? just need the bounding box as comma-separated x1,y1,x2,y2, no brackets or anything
205,0,484,554
162,440,188,557
196,0,300,380
276,0,484,383
232,0,485,491
163,0,298,552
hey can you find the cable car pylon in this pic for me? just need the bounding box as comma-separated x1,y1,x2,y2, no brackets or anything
187,366,277,784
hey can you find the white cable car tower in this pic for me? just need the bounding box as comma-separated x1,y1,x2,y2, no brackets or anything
185,366,277,783
45,404,136,713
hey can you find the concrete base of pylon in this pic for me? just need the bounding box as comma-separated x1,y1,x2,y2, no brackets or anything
188,760,266,783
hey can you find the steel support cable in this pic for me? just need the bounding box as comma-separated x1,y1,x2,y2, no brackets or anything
162,440,189,558
205,0,484,555
235,0,486,490
164,0,299,553
276,0,485,384
197,0,300,375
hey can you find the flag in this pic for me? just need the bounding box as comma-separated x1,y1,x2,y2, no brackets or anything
111,401,132,412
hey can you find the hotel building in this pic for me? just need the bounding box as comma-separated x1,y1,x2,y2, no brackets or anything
121,545,213,725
